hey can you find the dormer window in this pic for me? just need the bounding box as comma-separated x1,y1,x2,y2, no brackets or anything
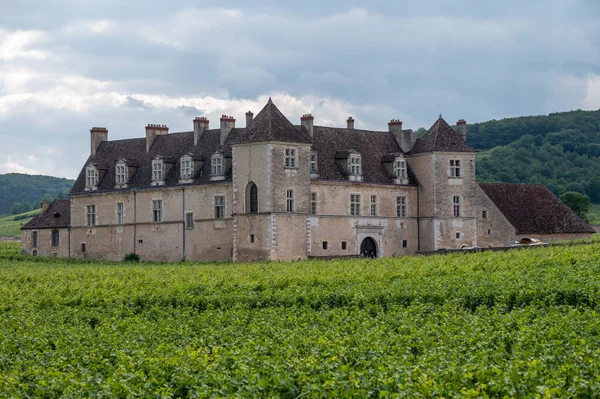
115,161,128,186
394,158,407,179
85,164,98,190
211,152,225,181
310,151,318,176
151,158,164,185
180,155,194,180
393,156,408,184
284,148,297,168
348,153,362,181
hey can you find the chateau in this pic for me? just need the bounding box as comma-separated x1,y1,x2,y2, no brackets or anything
21,99,594,261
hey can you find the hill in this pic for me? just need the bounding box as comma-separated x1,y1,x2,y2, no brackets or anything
468,109,600,202
1,243,600,396
0,209,40,238
0,173,74,215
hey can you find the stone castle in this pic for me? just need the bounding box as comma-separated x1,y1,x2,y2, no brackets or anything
21,99,594,261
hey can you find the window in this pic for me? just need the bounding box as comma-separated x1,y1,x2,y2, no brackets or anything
341,241,347,250
214,196,225,219
394,158,407,178
181,156,194,179
311,192,317,215
152,159,164,182
86,165,98,188
456,232,461,239
249,234,255,243
32,231,38,248
51,229,59,246
117,202,124,225
310,152,317,174
86,205,96,226
453,196,461,217
350,194,361,216
450,160,461,178
286,190,294,213
396,196,407,217
482,210,487,218
488,229,491,235
402,240,408,248
152,200,163,222
370,195,377,216
211,153,223,176
81,243,86,253
247,182,258,213
322,241,328,250
349,154,362,176
116,162,127,185
284,148,297,168
186,212,194,229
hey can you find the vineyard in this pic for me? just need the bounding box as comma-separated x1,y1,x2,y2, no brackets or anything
1,242,600,397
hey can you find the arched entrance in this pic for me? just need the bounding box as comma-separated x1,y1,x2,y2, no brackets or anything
360,237,377,258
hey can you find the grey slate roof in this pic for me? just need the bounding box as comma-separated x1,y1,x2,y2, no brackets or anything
71,99,427,193
21,199,71,230
311,126,417,185
230,98,311,144
478,183,595,235
71,128,244,194
410,117,476,154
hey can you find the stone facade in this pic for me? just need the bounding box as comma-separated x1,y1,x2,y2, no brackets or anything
21,99,594,261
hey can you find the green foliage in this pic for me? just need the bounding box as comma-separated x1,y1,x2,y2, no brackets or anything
0,173,74,215
1,244,600,396
471,109,600,202
124,253,140,262
0,209,40,238
560,191,591,219
41,193,54,204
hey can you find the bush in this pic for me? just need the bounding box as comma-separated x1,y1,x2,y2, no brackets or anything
124,253,140,262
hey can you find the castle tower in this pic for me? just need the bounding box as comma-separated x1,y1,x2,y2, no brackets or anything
407,117,477,251
229,98,312,262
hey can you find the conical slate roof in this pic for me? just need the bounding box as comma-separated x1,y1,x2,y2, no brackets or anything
410,116,475,154
230,98,311,144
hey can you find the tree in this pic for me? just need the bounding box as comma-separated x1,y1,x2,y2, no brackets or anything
41,193,54,205
560,191,591,219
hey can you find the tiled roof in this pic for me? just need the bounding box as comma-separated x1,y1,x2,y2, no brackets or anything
410,117,476,154
311,126,417,184
230,98,311,144
21,199,71,230
71,128,243,194
478,182,595,235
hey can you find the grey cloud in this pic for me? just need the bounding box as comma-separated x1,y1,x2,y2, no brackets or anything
1,0,599,178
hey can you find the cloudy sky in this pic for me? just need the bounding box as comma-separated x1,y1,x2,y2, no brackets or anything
1,0,599,178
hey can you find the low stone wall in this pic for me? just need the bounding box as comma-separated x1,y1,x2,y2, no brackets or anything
0,236,20,242
593,226,600,233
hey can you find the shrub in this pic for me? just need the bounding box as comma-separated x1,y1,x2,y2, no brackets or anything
124,253,140,262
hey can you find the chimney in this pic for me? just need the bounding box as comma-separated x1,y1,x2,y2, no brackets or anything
389,119,416,153
301,114,314,138
145,124,169,152
41,199,50,212
246,111,254,128
456,119,467,142
347,116,355,129
193,117,209,146
220,115,235,146
90,127,108,156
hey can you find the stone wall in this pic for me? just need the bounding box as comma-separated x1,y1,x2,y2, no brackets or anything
70,184,233,262
21,228,70,257
475,185,517,247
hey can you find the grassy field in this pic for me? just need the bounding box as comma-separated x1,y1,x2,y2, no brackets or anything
0,209,39,238
1,242,600,397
